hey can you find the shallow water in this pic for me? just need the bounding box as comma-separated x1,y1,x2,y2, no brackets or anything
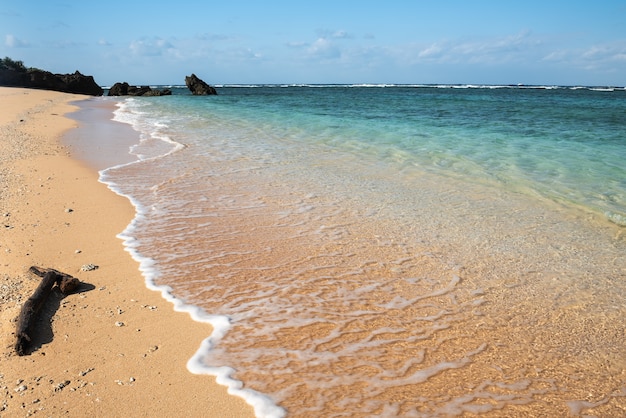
93,86,625,417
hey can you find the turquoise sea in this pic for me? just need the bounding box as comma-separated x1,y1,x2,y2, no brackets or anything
84,85,626,417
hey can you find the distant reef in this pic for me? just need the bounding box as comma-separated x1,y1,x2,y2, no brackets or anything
107,82,172,97
108,74,217,96
0,57,103,96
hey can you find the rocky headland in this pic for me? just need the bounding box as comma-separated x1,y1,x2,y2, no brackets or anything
1,57,218,97
0,57,103,96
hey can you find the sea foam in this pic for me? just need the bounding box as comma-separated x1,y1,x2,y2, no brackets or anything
101,98,287,417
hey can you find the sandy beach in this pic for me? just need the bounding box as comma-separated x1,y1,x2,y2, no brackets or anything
0,87,254,417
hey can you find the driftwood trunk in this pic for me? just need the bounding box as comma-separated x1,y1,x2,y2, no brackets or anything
28,266,80,294
14,267,80,356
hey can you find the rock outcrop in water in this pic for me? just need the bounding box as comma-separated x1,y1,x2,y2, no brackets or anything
0,57,103,96
185,73,217,95
107,82,172,97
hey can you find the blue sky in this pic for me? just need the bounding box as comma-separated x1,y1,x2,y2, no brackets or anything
1,1,625,86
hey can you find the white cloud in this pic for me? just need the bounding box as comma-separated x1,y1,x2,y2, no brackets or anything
540,41,626,76
331,30,351,39
614,53,626,62
286,41,307,48
285,30,356,62
542,50,568,62
316,29,353,40
418,43,444,59
5,34,29,48
307,37,341,60
405,30,546,67
578,43,626,73
582,43,626,63
285,37,334,57
129,37,175,57
195,33,234,42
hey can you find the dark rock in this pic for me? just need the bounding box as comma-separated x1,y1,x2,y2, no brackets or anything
108,82,130,96
27,70,66,91
108,82,171,97
142,88,172,97
0,67,103,96
127,85,152,96
185,73,217,95
58,71,103,96
0,68,26,86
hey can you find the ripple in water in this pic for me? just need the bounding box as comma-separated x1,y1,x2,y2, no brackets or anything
102,89,626,417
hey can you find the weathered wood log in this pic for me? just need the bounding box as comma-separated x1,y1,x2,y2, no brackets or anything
29,266,80,294
15,271,58,356
14,267,81,356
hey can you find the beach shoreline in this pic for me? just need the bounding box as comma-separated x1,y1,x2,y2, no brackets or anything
0,87,254,417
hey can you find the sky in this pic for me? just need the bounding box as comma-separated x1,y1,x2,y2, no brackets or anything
1,1,625,86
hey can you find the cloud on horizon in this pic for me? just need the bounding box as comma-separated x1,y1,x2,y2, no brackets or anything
402,30,543,66
5,34,29,48
542,41,626,75
213,28,625,83
4,25,624,85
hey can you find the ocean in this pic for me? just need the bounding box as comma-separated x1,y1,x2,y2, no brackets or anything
89,85,626,416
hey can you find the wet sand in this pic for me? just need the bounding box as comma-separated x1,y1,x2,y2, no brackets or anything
0,87,254,417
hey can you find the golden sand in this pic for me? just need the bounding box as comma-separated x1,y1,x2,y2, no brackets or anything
0,87,254,417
